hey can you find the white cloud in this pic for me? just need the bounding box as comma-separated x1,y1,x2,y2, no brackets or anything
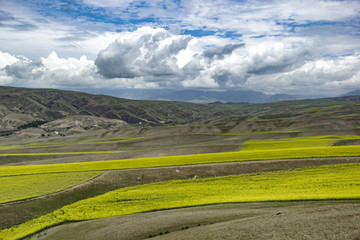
288,0,360,22
4,51,98,88
175,0,360,38
83,0,134,8
1,23,359,97
95,27,193,81
0,51,19,85
244,52,360,96
0,51,19,68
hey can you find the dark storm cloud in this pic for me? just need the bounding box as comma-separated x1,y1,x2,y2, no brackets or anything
5,60,43,79
247,45,313,75
202,43,245,60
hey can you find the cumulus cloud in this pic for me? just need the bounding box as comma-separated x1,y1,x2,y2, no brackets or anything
246,41,314,75
1,26,359,97
92,27,360,95
0,51,20,85
2,51,98,88
244,53,360,96
95,28,192,80
202,44,245,60
0,51,19,68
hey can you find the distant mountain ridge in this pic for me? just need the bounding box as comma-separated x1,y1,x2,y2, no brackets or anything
340,90,360,97
0,86,250,135
74,88,298,103
1,86,360,137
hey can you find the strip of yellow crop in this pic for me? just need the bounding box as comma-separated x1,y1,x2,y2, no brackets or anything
243,135,360,151
1,163,359,240
0,146,21,151
0,151,123,157
0,145,359,177
0,172,101,204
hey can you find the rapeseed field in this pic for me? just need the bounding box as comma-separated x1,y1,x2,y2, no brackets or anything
0,145,359,177
0,171,101,204
1,163,359,240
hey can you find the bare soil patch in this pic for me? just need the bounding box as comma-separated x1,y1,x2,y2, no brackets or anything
5,144,241,166
30,201,360,240
332,139,360,146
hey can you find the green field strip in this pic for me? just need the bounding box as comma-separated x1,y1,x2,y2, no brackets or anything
0,171,101,204
308,104,345,112
242,135,360,151
0,145,359,177
0,151,123,157
1,163,360,240
0,146,22,151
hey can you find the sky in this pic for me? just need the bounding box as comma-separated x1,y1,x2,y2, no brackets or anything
0,0,359,98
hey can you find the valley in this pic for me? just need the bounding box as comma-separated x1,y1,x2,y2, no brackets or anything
0,86,360,239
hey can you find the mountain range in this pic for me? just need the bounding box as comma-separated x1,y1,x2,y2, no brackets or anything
73,88,297,103
1,85,359,137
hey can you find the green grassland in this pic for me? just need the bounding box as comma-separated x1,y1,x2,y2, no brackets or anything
0,172,101,204
242,135,360,150
1,163,359,240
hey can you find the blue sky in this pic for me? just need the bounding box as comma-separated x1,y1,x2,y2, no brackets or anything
0,0,359,97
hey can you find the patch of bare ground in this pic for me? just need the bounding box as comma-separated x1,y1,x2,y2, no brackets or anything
1,157,360,229
29,201,360,240
0,155,79,166
0,134,231,155
6,144,241,166
331,139,360,146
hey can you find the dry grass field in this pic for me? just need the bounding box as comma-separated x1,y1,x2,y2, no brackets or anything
28,201,360,240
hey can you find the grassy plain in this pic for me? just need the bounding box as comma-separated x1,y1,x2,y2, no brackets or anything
1,163,360,240
0,172,101,204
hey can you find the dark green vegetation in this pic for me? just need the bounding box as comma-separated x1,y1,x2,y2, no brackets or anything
0,86,360,240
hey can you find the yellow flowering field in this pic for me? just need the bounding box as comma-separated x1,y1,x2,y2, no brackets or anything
0,171,101,204
0,144,359,177
1,163,359,240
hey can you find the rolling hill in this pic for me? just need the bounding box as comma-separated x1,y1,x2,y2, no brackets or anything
1,85,360,137
1,86,360,240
